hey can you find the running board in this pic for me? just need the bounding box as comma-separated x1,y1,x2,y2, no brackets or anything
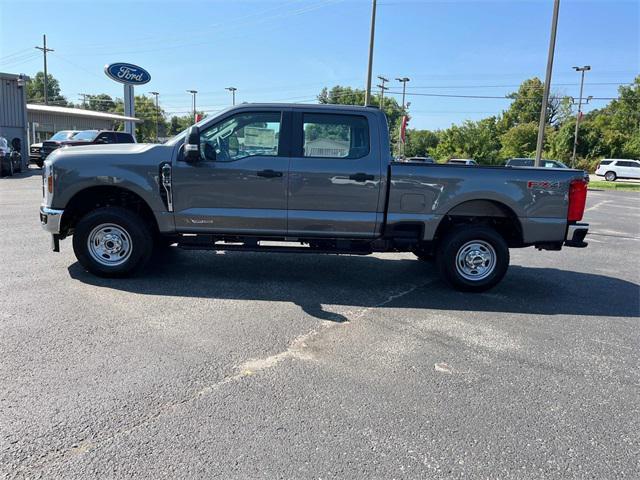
177,239,371,255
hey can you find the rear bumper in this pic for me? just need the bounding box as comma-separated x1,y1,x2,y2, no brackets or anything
40,206,64,234
565,222,589,248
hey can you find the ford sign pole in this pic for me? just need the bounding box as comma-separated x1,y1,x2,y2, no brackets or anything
123,84,135,137
104,63,151,141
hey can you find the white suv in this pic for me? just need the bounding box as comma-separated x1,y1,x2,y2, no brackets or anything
595,159,640,181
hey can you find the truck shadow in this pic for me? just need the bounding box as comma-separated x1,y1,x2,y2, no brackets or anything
68,250,639,321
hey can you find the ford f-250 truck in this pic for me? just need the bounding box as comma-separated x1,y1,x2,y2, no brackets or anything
40,103,589,291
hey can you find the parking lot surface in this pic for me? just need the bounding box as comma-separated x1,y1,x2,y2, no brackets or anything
1,169,639,479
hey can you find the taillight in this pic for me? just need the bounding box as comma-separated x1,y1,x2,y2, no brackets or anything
47,174,54,194
567,179,587,221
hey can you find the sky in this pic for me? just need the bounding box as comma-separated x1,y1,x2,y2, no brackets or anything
1,0,638,130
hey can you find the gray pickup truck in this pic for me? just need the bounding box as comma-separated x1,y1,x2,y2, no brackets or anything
40,103,589,291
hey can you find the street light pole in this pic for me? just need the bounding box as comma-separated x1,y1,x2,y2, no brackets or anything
226,87,237,105
364,0,377,106
149,91,160,143
187,90,197,123
571,65,591,167
396,77,410,158
534,0,560,168
396,77,410,111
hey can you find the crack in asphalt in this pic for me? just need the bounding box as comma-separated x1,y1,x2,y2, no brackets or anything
10,281,431,477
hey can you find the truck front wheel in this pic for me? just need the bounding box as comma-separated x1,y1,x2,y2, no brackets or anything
72,207,153,277
436,226,509,292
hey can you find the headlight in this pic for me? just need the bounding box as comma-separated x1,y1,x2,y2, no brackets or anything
43,163,54,205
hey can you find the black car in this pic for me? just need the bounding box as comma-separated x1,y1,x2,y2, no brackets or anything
40,130,135,163
31,130,79,167
0,136,22,177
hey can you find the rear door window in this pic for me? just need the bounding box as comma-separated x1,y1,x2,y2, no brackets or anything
302,113,369,159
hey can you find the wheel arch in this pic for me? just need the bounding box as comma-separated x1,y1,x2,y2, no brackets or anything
61,185,158,237
433,199,524,248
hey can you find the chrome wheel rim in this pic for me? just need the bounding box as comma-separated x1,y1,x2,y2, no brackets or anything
455,240,496,281
605,172,615,181
87,223,132,267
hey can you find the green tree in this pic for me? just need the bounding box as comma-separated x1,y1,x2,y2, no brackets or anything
115,95,169,142
500,77,563,130
85,93,116,113
499,122,539,159
26,71,70,106
404,129,439,158
432,117,502,164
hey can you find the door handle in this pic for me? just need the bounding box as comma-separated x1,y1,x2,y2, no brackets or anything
349,172,375,182
256,169,283,178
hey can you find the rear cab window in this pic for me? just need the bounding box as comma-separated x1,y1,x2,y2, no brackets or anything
301,113,369,159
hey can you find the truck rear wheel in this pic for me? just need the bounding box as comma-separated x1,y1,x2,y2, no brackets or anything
72,207,153,277
436,226,509,292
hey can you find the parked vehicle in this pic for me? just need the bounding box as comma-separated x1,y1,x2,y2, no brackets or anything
40,130,135,163
31,130,79,167
405,156,436,163
506,158,589,182
40,103,589,292
0,137,22,176
448,158,478,166
595,159,640,181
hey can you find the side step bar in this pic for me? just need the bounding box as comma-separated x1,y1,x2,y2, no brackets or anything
176,237,372,255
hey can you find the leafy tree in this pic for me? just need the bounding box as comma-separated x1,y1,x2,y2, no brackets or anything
499,122,539,159
85,93,116,113
404,129,439,158
167,113,205,136
432,117,502,164
26,71,70,106
115,95,169,142
500,77,563,130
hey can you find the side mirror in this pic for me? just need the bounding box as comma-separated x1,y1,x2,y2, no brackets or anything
184,126,200,162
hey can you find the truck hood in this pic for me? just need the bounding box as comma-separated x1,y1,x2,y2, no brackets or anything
46,143,174,168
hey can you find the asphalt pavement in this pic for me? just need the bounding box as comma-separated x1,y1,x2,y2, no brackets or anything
1,168,639,479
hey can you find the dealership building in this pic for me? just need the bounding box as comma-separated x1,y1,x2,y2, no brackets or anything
1,71,140,168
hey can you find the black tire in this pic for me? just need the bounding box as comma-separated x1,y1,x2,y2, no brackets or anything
72,207,153,277
604,171,616,182
36,160,43,169
436,226,509,292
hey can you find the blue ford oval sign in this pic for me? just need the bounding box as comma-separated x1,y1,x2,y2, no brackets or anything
104,63,151,85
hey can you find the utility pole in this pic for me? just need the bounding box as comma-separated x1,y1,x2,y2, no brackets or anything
186,90,197,123
571,65,591,167
396,77,410,158
35,34,54,105
226,87,237,105
377,75,389,107
364,0,377,106
534,0,560,167
149,91,160,143
78,93,89,109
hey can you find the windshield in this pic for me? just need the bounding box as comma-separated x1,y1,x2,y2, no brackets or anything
50,131,77,141
72,131,99,142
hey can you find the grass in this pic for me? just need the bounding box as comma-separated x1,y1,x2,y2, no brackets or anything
588,180,640,192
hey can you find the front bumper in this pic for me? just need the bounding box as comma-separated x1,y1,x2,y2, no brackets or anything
40,206,64,234
565,222,589,248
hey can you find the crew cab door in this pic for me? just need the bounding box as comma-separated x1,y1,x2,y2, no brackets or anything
171,109,291,235
287,111,383,237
